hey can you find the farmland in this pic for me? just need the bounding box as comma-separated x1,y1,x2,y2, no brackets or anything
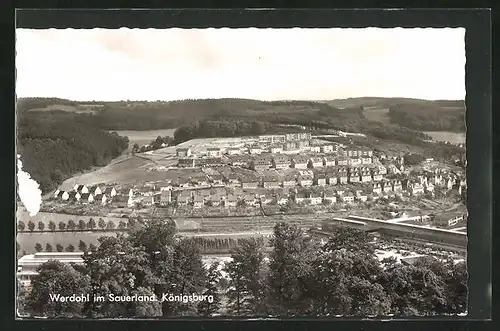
423,131,466,144
113,128,177,148
362,107,391,124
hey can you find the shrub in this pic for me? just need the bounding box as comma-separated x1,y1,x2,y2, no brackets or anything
56,244,64,252
106,220,115,230
78,219,86,230
88,218,96,230
67,219,76,230
48,221,56,231
89,243,97,251
66,244,75,252
17,221,26,232
78,240,87,252
98,218,106,229
45,243,53,252
37,221,45,231
34,243,43,252
58,222,66,230
127,218,136,228
28,221,35,232
118,220,127,229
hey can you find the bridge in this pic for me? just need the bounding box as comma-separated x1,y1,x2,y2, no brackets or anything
321,215,467,251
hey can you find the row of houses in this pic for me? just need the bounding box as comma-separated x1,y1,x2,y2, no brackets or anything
249,155,374,171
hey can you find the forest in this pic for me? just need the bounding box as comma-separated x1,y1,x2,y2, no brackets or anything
388,103,466,132
19,220,467,318
17,111,129,193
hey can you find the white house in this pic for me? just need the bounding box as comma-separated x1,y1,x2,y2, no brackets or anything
56,190,70,201
321,145,334,153
103,187,117,197
323,157,336,167
308,157,324,168
309,193,322,205
176,148,192,157
74,185,89,194
309,146,321,153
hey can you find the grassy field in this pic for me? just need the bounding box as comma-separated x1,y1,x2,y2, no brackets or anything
113,129,177,147
362,107,391,124
17,208,126,227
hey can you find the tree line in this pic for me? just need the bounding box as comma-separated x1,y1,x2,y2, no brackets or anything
388,104,466,132
20,221,467,318
17,217,132,232
17,112,129,193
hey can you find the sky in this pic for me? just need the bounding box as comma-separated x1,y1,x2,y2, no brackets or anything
15,28,466,101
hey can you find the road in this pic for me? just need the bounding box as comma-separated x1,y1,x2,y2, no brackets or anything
179,230,273,237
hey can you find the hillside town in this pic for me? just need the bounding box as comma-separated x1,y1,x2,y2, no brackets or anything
48,132,467,229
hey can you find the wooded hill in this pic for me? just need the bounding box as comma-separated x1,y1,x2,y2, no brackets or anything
16,97,466,132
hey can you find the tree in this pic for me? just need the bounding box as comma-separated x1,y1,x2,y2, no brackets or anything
225,237,268,316
267,223,318,316
56,244,64,252
162,238,206,316
26,260,91,317
66,244,75,252
129,287,162,317
82,235,157,318
48,221,56,231
88,243,97,252
37,221,45,231
198,262,222,316
18,221,26,232
67,219,76,231
127,218,136,229
106,220,116,230
118,220,127,229
78,219,86,230
88,218,96,230
35,243,43,252
45,243,53,252
98,218,106,229
78,240,87,252
28,221,35,232
58,221,66,231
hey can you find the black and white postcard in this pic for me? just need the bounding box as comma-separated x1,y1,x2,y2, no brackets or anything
15,25,472,319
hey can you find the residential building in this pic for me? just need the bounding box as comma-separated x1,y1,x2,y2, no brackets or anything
372,169,383,182
241,178,259,189
392,180,403,192
260,195,274,205
372,183,382,194
291,156,309,169
74,185,89,194
262,174,281,189
276,195,289,205
56,190,70,201
408,182,424,196
341,193,355,203
336,156,349,166
94,194,107,205
326,172,338,185
243,194,258,206
68,191,81,202
308,157,324,168
207,147,222,157
424,181,435,193
349,157,362,166
225,195,238,207
323,156,335,167
249,146,263,155
209,194,224,207
356,191,368,202
349,170,360,183
338,169,348,184
102,187,117,197
309,146,321,153
298,175,313,187
282,174,297,188
323,191,337,204
360,170,372,183
80,193,94,203
382,181,393,193
270,145,284,154
272,155,290,170
177,158,195,168
321,144,334,153
335,187,346,196
176,192,192,206
361,156,372,165
193,195,205,208
295,192,307,204
251,157,271,171
230,156,251,168
88,185,102,196
226,174,242,187
226,147,241,155
285,132,311,141
176,148,192,157
314,173,327,186
310,192,322,205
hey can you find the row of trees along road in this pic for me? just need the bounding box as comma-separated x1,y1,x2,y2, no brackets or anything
20,221,467,318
